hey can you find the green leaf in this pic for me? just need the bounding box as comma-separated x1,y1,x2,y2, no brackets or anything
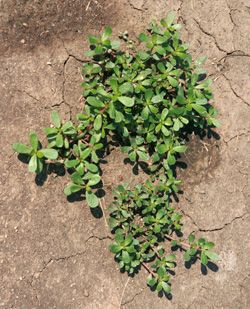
173,119,181,131
51,111,61,128
86,163,98,173
71,172,84,185
152,95,163,104
147,276,157,287
119,82,133,94
88,35,98,44
64,183,83,196
157,144,168,155
109,217,119,230
86,191,99,208
135,69,151,81
167,154,176,165
156,282,163,292
138,33,148,42
94,46,103,55
138,51,150,61
80,148,91,160
188,233,195,244
155,46,166,55
39,149,58,160
44,127,58,136
196,56,207,66
161,108,169,120
128,151,136,162
166,11,175,27
36,157,44,174
137,150,149,161
204,251,219,261
162,282,171,294
204,242,215,250
210,117,220,127
13,143,32,155
28,154,38,173
94,114,102,131
165,254,176,262
56,133,64,148
189,248,197,256
201,252,208,265
168,76,178,87
192,104,207,116
61,121,76,135
110,243,121,254
102,26,112,41
111,40,120,50
87,174,101,186
173,145,187,153
122,251,131,264
115,111,124,123
118,96,135,107
157,266,166,277
86,96,105,108
161,125,170,136
198,238,206,246
64,159,79,168
29,132,39,151
184,251,191,262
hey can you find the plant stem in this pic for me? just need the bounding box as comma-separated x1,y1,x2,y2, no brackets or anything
165,234,191,249
142,262,155,277
141,236,161,259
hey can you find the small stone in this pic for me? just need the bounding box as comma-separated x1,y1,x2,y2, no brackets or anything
129,0,144,10
20,39,25,44
83,289,89,297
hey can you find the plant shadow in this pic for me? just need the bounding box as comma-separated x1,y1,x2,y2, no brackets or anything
185,258,219,275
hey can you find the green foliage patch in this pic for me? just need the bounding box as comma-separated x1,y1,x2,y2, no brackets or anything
13,12,220,296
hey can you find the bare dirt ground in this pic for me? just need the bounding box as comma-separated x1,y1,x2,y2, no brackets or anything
1,0,250,308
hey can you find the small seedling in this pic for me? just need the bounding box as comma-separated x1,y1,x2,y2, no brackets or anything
13,12,220,296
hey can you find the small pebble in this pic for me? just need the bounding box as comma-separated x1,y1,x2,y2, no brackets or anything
83,289,89,297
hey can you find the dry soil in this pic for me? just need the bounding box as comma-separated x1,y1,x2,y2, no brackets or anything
0,0,250,308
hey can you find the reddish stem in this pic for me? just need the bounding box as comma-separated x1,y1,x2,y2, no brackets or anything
165,234,191,249
142,262,155,277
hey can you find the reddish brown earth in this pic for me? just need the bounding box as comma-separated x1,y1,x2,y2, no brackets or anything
0,0,250,308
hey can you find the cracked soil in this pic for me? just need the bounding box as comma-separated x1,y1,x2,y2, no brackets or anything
0,0,250,308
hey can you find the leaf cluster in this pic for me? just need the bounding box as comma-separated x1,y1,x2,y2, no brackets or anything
109,180,219,295
12,12,220,296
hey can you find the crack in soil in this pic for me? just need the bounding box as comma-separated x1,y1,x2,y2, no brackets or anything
183,195,248,232
218,50,250,64
28,234,111,285
193,18,229,54
50,53,81,119
225,0,237,50
22,234,112,306
61,38,87,63
223,130,250,145
121,287,146,307
177,0,184,14
223,73,250,107
27,279,40,306
198,213,248,232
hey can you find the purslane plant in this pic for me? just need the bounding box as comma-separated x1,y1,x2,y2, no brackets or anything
13,12,219,296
